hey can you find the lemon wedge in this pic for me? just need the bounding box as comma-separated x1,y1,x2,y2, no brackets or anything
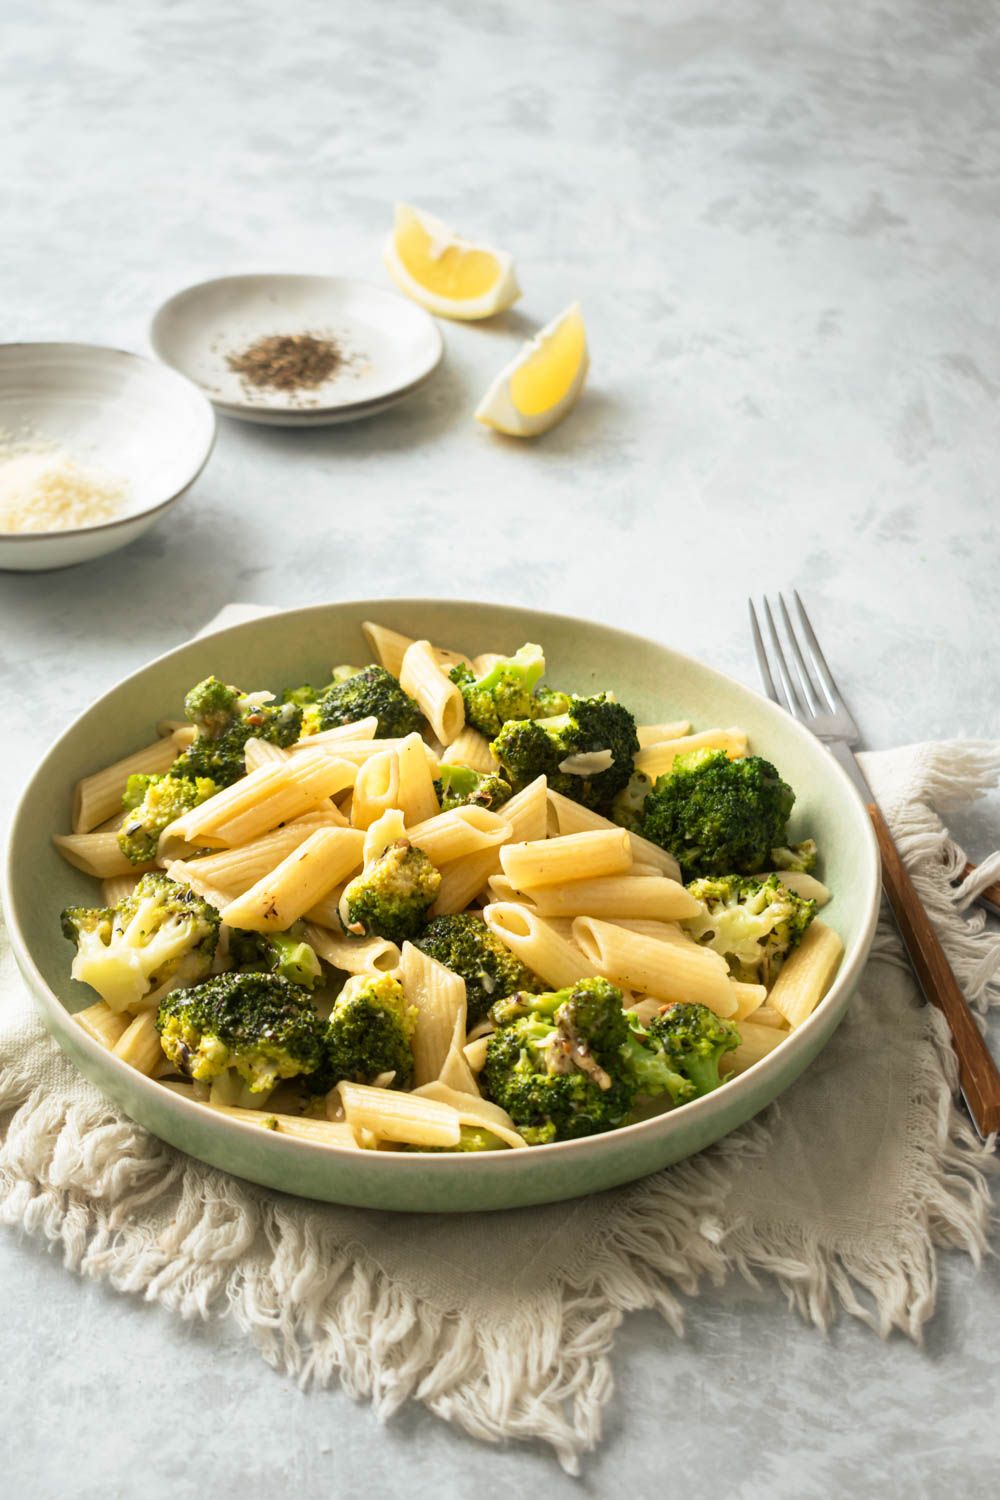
475,303,589,437
383,203,521,321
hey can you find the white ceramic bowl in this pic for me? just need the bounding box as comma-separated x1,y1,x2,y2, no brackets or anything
4,600,882,1212
150,274,444,426
0,343,216,572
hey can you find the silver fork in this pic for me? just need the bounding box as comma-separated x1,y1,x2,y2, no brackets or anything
749,591,1000,1138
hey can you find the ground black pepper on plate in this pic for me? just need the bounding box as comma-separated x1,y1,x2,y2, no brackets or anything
226,333,344,392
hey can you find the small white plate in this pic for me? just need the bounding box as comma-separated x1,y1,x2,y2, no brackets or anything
150,274,444,426
0,343,216,572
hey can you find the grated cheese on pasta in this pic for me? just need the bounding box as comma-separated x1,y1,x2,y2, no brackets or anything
0,444,127,534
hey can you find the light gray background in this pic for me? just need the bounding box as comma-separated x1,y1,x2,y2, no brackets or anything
1,2,998,1495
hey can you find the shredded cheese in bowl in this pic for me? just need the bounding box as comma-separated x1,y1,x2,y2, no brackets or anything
0,444,128,534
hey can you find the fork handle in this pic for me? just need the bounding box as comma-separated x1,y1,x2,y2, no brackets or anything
869,804,1000,1135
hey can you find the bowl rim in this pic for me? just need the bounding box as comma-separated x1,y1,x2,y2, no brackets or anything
2,596,882,1178
149,272,445,417
0,341,217,544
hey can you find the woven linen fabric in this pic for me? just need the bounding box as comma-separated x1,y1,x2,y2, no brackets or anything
2,608,998,1473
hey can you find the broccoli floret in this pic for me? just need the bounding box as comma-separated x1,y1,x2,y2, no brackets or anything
171,675,302,787
771,838,818,873
284,666,361,717
117,772,217,864
434,764,512,814
620,1013,696,1105
491,695,639,813
483,978,638,1143
320,973,417,1089
684,874,816,985
314,664,423,738
340,839,441,943
414,912,542,1025
61,872,219,1013
157,972,323,1104
450,643,556,738
644,1002,740,1097
228,923,324,989
638,750,795,878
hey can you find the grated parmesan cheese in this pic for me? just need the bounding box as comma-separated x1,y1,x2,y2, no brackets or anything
0,443,128,534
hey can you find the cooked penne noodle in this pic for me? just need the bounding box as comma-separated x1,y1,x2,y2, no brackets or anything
400,941,468,1088
636,720,692,748
72,729,193,834
362,808,407,864
173,812,343,895
160,756,341,847
731,982,768,1020
415,1082,525,1148
440,726,498,774
634,727,748,780
162,1085,362,1147
294,717,379,748
362,621,413,675
350,750,400,830
486,873,535,906
204,757,357,848
483,902,593,989
155,720,195,739
292,736,438,768
501,775,549,843
113,1010,166,1075
724,1020,789,1074
399,639,465,744
766,870,831,905
748,1003,788,1029
462,1035,491,1074
75,1000,131,1050
220,827,367,933
301,921,401,975
163,859,236,913
338,1079,461,1148
406,805,511,865
767,920,844,1028
395,731,440,825
101,874,141,906
437,1007,481,1096
244,737,291,771
571,917,739,1017
500,828,632,889
430,846,507,916
545,789,681,883
53,831,157,879
525,875,701,921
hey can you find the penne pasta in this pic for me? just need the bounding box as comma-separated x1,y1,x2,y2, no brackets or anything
766,870,831,906
162,1084,363,1147
395,731,441,825
571,917,739,1017
767,920,844,1028
113,1010,167,1075
75,1000,130,1050
440,726,498,774
53,831,157,879
301,921,401,975
636,720,692,748
634,728,748,780
163,859,236,913
362,808,407,864
437,1006,481,1096
338,1079,461,1148
462,1035,491,1074
192,756,356,849
500,828,632,889
430,846,507,916
399,639,465,744
406,805,511,865
362,621,413,677
244,737,291,771
414,1082,525,1148
294,717,379,748
748,1003,789,1029
724,1020,789,1075
350,750,400,830
483,902,593,989
72,729,193,834
545,789,681,883
400,941,468,1088
291,736,437,768
219,827,366,933
172,812,343,895
731,981,768,1020
525,875,701,922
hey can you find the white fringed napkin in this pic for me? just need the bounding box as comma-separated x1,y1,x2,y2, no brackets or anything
2,608,998,1472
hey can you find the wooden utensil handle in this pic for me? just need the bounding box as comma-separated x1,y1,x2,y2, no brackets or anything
960,861,1000,914
869,804,1000,1135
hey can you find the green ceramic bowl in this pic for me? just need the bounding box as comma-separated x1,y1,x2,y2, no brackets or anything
3,600,881,1212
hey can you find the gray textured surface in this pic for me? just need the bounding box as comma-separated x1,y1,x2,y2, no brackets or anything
1,2,998,1495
